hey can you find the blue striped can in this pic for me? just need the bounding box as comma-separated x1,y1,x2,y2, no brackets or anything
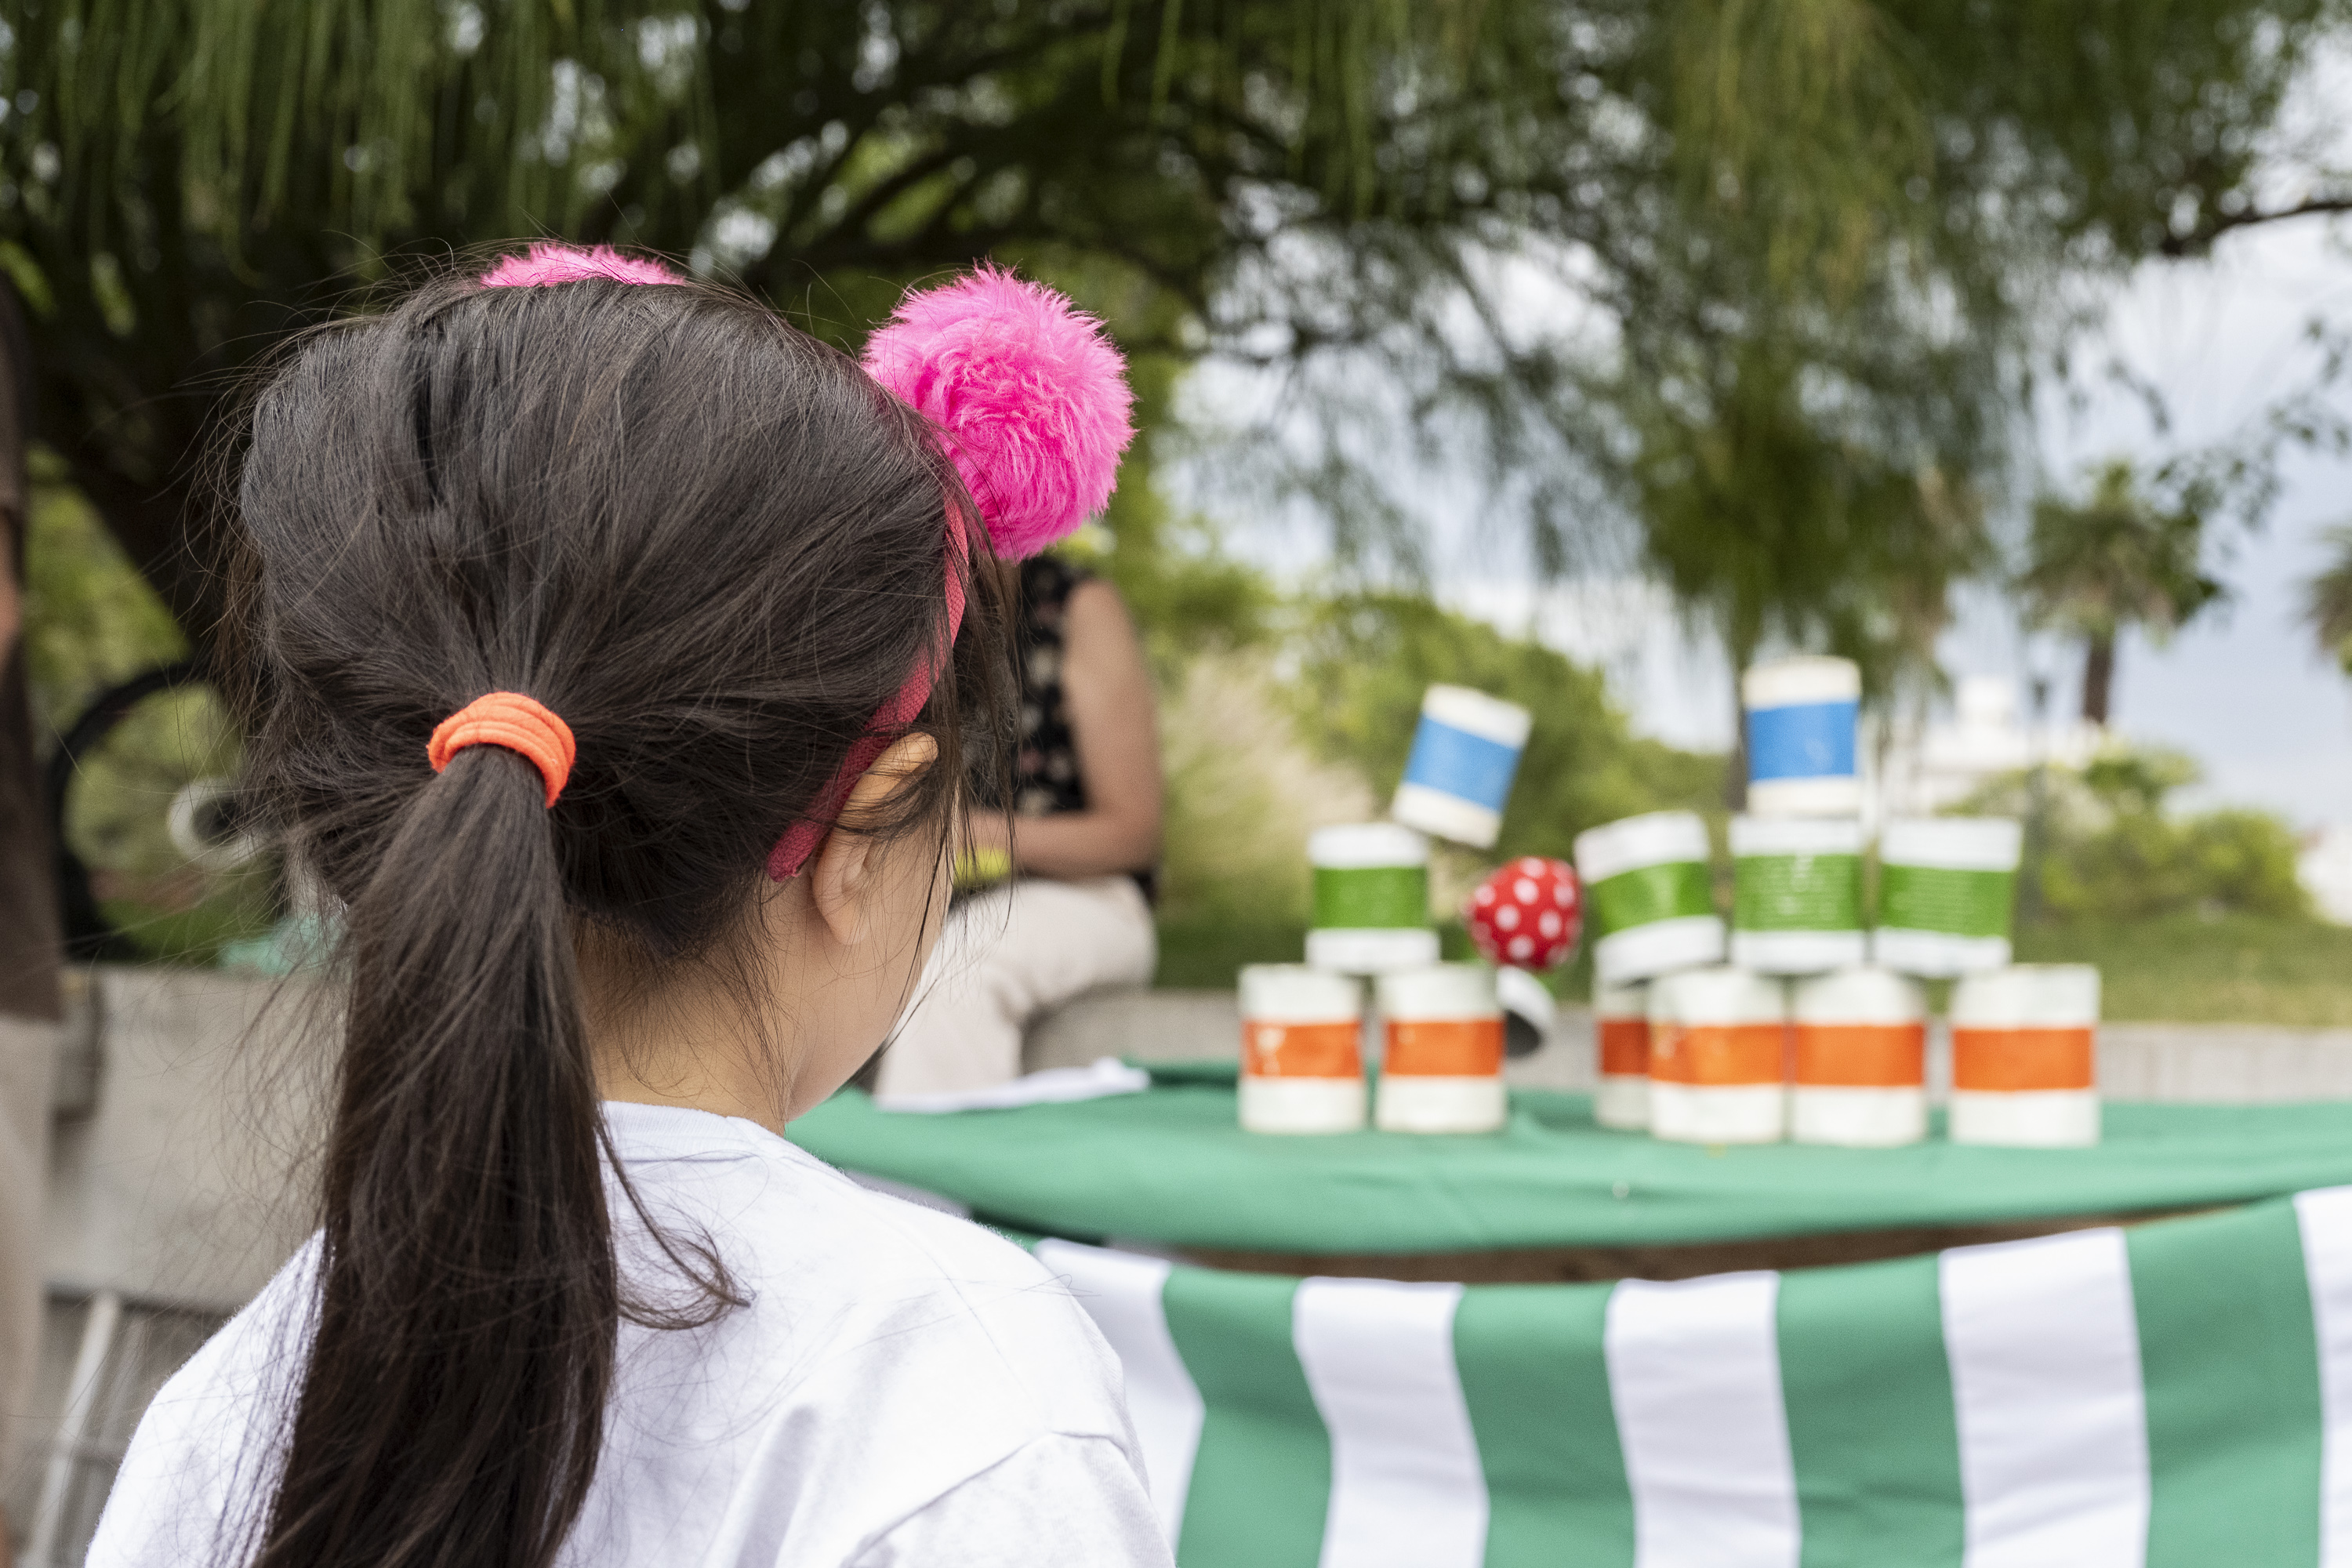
1744,656,1861,817
1391,684,1533,849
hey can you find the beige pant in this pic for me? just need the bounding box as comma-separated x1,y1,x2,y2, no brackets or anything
876,876,1157,1100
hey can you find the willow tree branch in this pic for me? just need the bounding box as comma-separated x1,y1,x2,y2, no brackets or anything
2159,193,2352,256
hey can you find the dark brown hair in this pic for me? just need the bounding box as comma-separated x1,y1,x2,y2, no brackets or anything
219,266,1005,1568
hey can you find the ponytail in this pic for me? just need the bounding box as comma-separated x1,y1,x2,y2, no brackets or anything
258,743,609,1568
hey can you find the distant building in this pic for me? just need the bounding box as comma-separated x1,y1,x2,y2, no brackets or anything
2299,825,2352,925
1875,675,2102,818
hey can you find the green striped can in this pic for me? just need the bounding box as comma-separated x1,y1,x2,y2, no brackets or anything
1033,1186,2352,1567
1730,815,1866,975
1306,823,1439,975
1873,817,2021,978
1573,811,1722,985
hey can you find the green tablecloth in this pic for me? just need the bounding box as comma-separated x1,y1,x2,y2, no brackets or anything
789,1062,2352,1252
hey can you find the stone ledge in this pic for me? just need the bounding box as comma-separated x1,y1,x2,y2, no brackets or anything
1025,986,2352,1103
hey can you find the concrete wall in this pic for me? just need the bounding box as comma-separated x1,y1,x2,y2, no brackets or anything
45,967,328,1315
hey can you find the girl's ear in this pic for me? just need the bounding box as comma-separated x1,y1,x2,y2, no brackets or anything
808,733,941,947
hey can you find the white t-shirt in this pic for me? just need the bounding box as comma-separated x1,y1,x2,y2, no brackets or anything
86,1101,1172,1568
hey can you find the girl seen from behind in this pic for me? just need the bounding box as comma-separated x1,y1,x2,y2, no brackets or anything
85,247,1167,1568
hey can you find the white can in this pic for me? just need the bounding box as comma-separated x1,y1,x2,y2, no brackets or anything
1305,823,1440,975
1390,684,1534,849
1573,811,1724,985
1238,965,1367,1134
1789,967,1926,1147
1729,815,1867,975
1948,965,2100,1147
1374,964,1507,1133
1743,656,1861,818
1646,966,1787,1144
1871,817,2022,977
1592,981,1650,1131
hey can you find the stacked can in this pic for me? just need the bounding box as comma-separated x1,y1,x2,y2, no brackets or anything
1872,817,2022,977
1743,656,1861,818
1573,811,1724,985
1389,685,1534,850
1592,982,1650,1131
1948,964,2100,1147
1730,815,1867,975
1374,964,1508,1133
1237,965,1367,1134
1305,823,1439,974
1788,967,1927,1147
1646,966,1788,1144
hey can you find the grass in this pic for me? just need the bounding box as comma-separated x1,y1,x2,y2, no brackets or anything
2014,916,2352,1028
1157,909,2352,1027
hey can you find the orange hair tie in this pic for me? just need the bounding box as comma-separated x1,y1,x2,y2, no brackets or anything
427,692,576,808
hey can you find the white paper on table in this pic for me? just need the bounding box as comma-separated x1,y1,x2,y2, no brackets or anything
872,1056,1151,1114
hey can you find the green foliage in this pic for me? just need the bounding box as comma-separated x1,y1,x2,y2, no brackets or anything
2303,523,2352,673
1287,593,1726,865
18,449,187,739
2020,459,2227,721
8,0,2348,641
1629,345,1991,713
2043,804,2308,924
1963,745,2310,925
20,452,271,964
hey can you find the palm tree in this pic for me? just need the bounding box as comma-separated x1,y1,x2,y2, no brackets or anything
2018,461,2225,727
2303,526,2352,673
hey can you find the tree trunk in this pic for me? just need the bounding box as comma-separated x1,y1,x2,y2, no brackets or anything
1724,647,1750,811
0,281,60,1022
2081,631,2115,728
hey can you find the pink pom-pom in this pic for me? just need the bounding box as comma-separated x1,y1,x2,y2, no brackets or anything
479,242,684,289
862,266,1134,558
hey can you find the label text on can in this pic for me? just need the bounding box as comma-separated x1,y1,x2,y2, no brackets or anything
1385,1018,1505,1077
1599,1018,1650,1076
1878,864,2015,939
1241,1020,1363,1080
1650,1022,1787,1086
1792,1022,1926,1087
1400,718,1522,811
1951,1027,2095,1091
1748,699,1857,781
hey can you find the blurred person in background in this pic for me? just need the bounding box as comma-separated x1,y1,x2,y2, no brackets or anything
873,554,1162,1102
0,281,54,1568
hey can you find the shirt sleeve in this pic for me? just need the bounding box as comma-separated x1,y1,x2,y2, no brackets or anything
849,1432,1173,1568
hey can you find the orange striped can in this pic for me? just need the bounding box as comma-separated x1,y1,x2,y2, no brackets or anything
1789,967,1926,1146
1237,966,1366,1134
1948,966,2100,1147
1593,981,1650,1131
1374,965,1507,1133
1646,967,1788,1144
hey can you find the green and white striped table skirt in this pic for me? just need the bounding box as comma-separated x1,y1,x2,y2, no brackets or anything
1032,1188,2352,1567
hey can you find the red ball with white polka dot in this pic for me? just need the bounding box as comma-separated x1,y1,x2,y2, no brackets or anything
1465,856,1584,971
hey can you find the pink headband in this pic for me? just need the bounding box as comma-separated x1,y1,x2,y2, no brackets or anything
477,245,1134,878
